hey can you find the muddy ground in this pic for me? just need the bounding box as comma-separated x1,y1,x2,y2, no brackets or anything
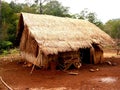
0,49,120,90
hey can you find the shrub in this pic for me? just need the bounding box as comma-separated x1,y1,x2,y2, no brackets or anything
0,40,13,50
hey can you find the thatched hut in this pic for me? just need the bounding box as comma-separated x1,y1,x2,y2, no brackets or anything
16,12,114,70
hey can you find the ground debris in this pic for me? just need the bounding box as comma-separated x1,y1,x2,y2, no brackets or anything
68,71,78,75
112,62,117,66
89,68,99,72
105,61,117,66
105,61,112,65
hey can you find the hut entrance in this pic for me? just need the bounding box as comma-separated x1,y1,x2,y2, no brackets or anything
79,45,104,64
80,48,91,64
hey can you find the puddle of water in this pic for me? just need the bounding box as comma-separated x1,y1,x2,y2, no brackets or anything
100,77,116,83
29,87,69,90
14,87,70,90
95,77,117,83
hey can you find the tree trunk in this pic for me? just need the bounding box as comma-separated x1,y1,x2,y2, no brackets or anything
40,2,42,14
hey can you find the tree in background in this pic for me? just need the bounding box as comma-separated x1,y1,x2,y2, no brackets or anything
0,1,18,51
1,1,18,42
43,0,70,17
34,0,50,14
9,1,39,14
25,0,70,16
104,19,120,55
104,19,120,39
9,1,22,13
0,0,2,39
20,3,38,13
77,8,103,29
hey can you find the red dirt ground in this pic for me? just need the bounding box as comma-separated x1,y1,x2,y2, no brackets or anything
0,49,120,90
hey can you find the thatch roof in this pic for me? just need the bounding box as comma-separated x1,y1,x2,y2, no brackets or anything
17,12,114,55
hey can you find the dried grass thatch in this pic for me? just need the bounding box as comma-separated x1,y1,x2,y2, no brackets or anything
18,12,114,56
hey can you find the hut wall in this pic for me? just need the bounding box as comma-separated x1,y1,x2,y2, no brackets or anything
20,27,39,66
16,14,24,46
24,32,38,57
58,51,81,67
37,51,81,70
43,54,58,69
36,52,49,68
36,51,58,69
20,27,28,51
20,51,39,66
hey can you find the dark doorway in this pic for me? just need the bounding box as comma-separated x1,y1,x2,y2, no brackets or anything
79,48,90,64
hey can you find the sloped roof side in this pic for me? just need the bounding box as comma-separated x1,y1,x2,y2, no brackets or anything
19,12,114,55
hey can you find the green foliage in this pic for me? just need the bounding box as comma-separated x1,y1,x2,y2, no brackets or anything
0,40,13,55
9,1,22,13
1,1,18,43
0,41,13,50
104,19,120,39
9,48,19,54
21,4,38,13
2,50,9,55
0,1,2,31
0,48,19,56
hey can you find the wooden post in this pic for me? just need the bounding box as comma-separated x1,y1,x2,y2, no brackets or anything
50,60,57,72
90,46,95,64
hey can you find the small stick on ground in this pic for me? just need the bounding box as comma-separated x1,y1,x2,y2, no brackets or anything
30,59,38,74
30,64,35,74
0,76,13,90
